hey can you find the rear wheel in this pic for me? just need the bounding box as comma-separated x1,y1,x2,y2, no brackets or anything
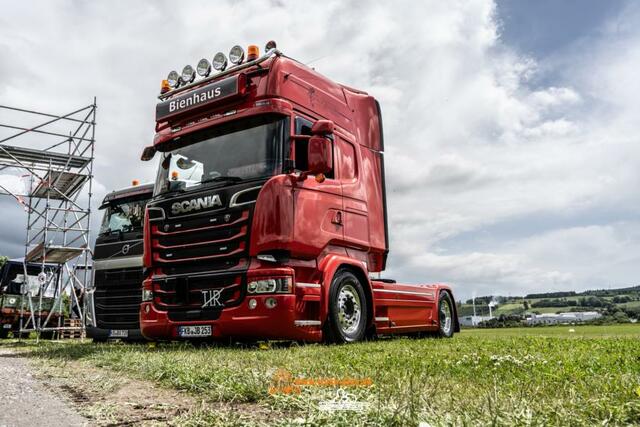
0,327,9,339
437,291,454,338
324,270,368,343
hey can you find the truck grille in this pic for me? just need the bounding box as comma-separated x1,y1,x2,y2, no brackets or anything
149,206,252,317
94,267,143,330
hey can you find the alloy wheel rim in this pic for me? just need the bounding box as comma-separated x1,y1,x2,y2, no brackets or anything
440,299,452,335
337,283,362,335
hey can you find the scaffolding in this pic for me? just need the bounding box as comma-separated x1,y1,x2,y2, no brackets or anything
0,101,96,338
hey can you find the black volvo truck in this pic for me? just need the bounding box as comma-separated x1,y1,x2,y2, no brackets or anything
87,183,153,341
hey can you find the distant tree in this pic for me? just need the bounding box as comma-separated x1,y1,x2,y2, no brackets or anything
0,256,7,268
523,300,529,310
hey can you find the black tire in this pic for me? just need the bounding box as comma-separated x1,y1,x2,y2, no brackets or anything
437,291,455,338
0,327,9,339
324,270,368,343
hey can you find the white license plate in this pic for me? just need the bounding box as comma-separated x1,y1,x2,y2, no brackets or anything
2,324,11,329
109,329,128,338
178,325,212,338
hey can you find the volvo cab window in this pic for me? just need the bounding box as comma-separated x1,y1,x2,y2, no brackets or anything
156,115,287,195
99,200,145,235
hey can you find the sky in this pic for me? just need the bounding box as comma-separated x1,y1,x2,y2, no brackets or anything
0,0,639,300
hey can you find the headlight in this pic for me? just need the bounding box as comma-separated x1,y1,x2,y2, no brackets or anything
8,298,16,305
142,289,153,302
212,52,227,71
247,278,291,294
196,58,211,77
167,70,180,88
229,45,245,65
181,65,196,84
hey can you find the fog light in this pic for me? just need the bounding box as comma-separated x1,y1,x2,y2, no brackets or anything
181,65,196,84
142,289,153,302
248,298,257,310
196,58,211,77
212,52,227,71
8,298,16,305
265,297,277,309
167,70,180,88
229,45,245,65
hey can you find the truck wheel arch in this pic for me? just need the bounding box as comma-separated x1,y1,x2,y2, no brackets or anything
317,255,375,330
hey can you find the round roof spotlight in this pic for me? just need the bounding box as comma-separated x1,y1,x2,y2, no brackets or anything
167,70,180,88
212,52,228,71
229,45,245,65
196,58,211,77
181,65,196,84
265,40,277,51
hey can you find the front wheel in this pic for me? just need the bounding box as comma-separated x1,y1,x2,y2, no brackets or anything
324,270,368,343
437,291,455,338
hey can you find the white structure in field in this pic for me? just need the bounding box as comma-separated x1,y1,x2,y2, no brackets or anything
526,311,601,325
459,315,494,327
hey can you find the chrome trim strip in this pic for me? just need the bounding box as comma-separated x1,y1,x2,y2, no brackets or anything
296,282,321,289
373,289,435,298
375,317,390,322
95,239,143,247
229,186,262,208
93,256,143,271
294,320,321,327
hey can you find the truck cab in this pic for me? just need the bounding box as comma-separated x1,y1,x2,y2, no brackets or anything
0,260,61,338
86,183,153,341
140,43,458,342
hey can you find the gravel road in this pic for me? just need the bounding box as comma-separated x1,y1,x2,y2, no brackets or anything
0,349,88,427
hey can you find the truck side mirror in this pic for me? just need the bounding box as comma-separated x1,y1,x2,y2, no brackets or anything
307,136,332,175
141,145,157,161
310,119,334,135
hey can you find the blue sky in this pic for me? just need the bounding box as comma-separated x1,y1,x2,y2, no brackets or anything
1,1,639,300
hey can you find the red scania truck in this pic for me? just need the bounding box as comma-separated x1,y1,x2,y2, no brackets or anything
140,42,459,343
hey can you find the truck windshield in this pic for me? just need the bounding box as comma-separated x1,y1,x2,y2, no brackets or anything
155,115,286,195
99,200,145,235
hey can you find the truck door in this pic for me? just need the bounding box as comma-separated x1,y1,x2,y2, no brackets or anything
337,136,369,249
292,116,343,258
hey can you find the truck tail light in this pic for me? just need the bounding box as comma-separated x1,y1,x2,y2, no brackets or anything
247,45,259,61
160,79,171,94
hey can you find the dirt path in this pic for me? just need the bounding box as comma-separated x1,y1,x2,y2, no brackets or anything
0,349,88,427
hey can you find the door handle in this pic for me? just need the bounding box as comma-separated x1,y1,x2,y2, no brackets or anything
332,211,343,225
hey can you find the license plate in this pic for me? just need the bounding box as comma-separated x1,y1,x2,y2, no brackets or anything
2,324,11,329
109,329,128,338
178,325,212,338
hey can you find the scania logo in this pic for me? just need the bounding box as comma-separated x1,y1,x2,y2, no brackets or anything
122,244,130,255
171,194,222,215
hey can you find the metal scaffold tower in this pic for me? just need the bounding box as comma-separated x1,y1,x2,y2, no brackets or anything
0,100,96,338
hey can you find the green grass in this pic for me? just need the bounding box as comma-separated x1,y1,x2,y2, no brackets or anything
6,324,640,426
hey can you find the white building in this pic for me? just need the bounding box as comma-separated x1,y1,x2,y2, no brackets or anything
459,315,494,327
526,311,601,325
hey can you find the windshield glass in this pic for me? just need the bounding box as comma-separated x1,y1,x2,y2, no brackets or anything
155,115,286,196
99,200,146,235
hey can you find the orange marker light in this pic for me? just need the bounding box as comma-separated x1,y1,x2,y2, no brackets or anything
171,171,179,181
247,45,260,61
160,79,171,94
132,179,140,186
315,173,326,183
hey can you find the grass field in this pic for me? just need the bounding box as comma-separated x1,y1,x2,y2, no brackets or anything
5,324,640,426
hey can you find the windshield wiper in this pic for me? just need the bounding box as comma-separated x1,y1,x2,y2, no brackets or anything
200,175,243,186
